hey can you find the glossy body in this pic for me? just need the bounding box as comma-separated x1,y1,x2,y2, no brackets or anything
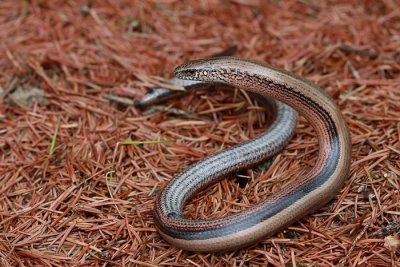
147,57,351,252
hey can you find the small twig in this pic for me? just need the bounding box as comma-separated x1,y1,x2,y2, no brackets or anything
103,93,135,106
339,44,379,59
372,222,400,237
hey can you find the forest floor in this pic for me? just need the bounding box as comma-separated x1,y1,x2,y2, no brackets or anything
0,1,399,266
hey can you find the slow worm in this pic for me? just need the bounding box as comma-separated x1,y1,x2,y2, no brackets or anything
140,57,351,252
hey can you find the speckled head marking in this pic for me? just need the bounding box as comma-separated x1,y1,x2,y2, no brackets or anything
150,56,352,252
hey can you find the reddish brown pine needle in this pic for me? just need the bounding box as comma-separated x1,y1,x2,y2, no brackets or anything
0,1,399,266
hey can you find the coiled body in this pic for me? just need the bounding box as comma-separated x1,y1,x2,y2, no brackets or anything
143,57,351,252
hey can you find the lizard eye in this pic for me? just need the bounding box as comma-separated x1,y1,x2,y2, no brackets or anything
185,69,197,76
175,68,199,79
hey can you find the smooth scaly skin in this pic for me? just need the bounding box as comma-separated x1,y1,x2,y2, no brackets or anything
151,57,351,252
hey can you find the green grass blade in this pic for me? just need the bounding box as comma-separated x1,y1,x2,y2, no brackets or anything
49,120,60,156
